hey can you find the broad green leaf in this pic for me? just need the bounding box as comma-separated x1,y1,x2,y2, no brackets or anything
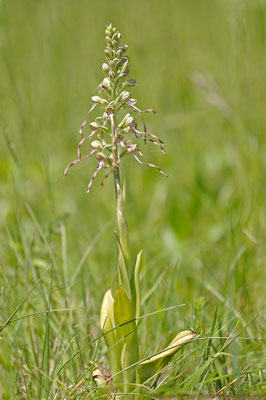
114,286,139,392
100,290,115,336
100,289,122,381
140,330,196,383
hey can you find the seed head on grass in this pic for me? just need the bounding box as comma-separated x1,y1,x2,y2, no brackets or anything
64,23,167,193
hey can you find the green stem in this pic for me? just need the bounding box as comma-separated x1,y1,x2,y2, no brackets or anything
110,114,131,296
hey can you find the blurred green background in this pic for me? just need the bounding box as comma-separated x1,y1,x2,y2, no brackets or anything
0,0,265,398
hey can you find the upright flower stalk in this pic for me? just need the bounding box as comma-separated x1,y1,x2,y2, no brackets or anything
65,24,196,396
110,111,131,297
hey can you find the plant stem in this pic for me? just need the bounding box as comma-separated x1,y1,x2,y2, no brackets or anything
110,113,131,296
110,112,139,393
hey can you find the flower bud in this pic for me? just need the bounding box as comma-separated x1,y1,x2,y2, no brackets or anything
121,59,129,74
103,77,111,88
120,112,130,123
104,49,112,58
102,63,110,73
109,60,116,69
125,116,134,126
127,143,137,152
120,55,129,63
112,32,119,41
129,98,137,105
108,70,115,79
99,137,107,146
96,152,106,161
118,113,134,128
91,140,102,149
99,78,111,91
91,96,106,104
105,24,112,36
120,91,131,101
90,121,100,130
127,79,136,87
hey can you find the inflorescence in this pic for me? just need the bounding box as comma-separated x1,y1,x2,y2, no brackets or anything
64,24,167,193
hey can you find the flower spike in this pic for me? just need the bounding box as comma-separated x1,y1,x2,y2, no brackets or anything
65,24,167,192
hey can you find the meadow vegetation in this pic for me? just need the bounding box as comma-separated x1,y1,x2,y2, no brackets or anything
0,0,265,398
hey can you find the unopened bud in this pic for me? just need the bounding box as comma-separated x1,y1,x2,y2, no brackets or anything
120,112,130,123
102,63,110,73
90,121,100,130
112,32,118,40
91,140,102,149
91,96,106,104
96,152,106,161
125,116,134,126
120,55,129,63
109,60,116,69
105,24,112,36
127,79,136,87
104,49,112,58
99,78,111,91
129,98,137,105
103,77,111,88
108,70,115,79
121,59,129,74
118,113,134,128
120,91,131,101
127,143,137,152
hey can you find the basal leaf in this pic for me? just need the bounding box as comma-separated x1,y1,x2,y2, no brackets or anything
113,286,139,391
140,330,196,383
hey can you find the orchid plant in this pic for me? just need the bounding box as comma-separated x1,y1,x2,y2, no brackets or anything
65,24,196,397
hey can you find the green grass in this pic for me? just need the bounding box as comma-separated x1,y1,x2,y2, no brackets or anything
0,0,265,398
